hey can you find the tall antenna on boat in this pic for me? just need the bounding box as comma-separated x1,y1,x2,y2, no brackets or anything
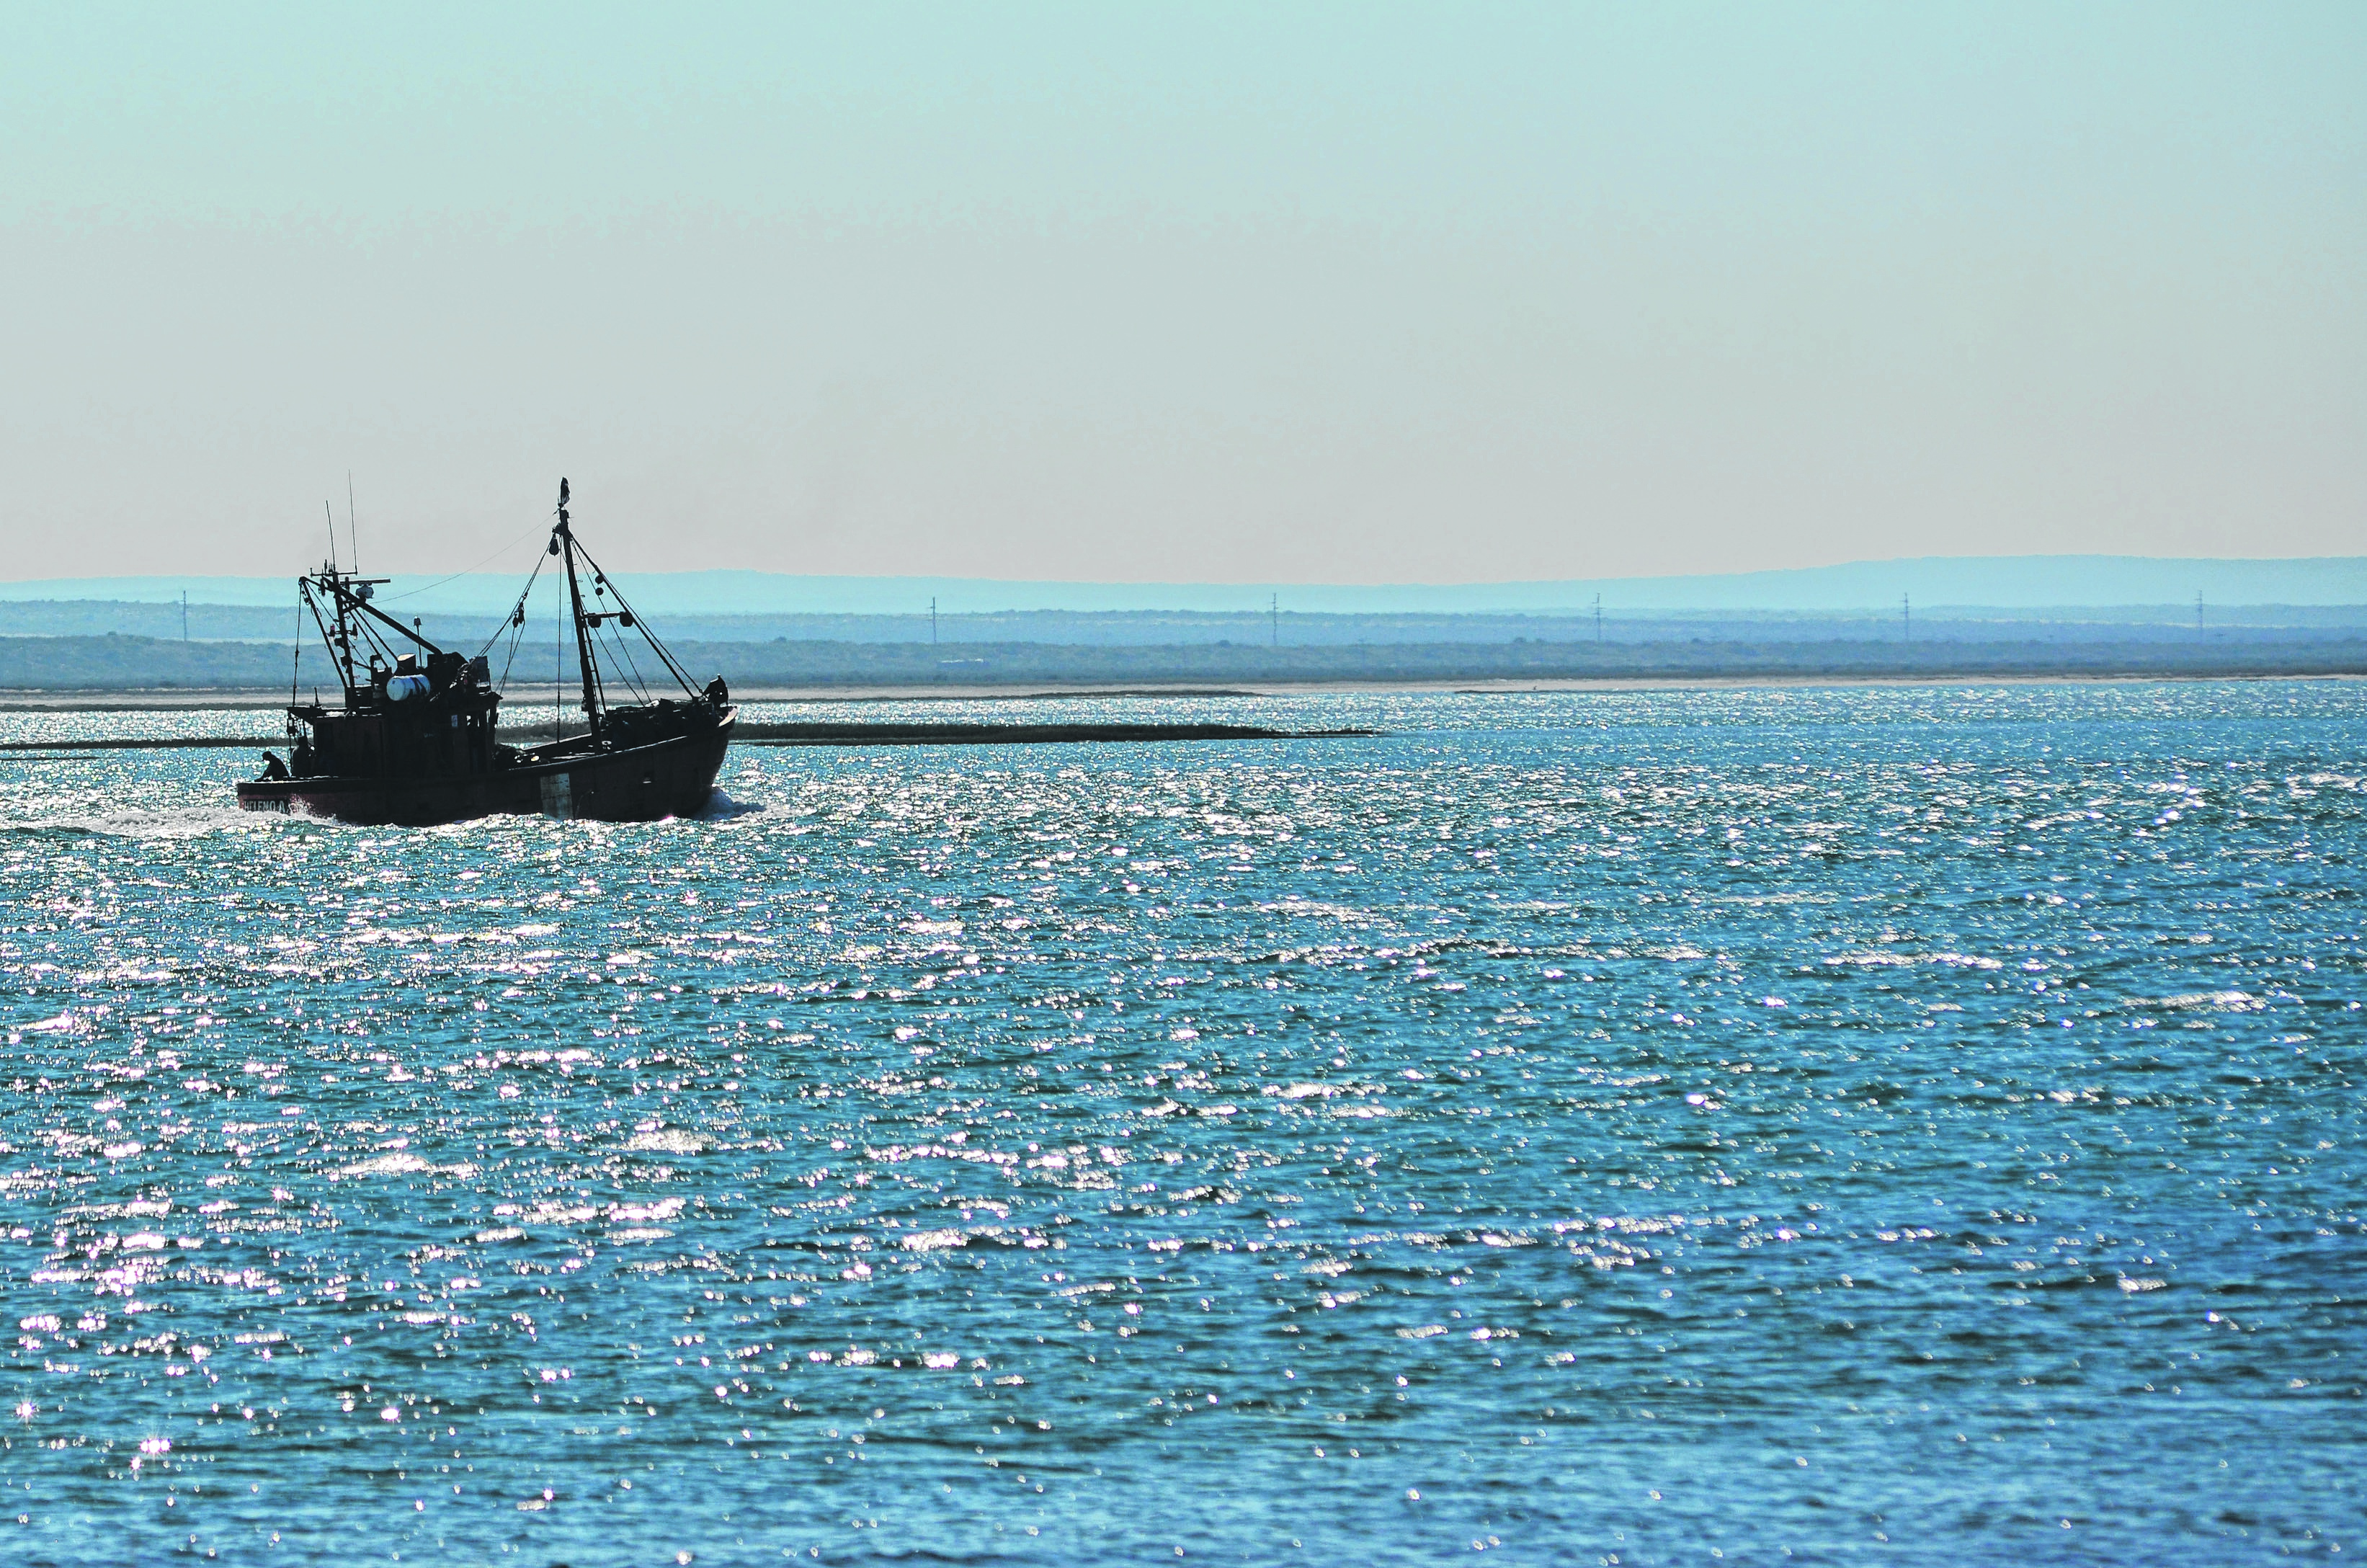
325,501,338,572
347,473,360,574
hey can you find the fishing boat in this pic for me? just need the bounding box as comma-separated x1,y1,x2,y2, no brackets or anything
236,479,735,825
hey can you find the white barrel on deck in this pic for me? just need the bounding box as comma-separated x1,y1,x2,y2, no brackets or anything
385,674,432,701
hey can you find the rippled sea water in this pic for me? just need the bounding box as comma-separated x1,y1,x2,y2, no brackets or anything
3,683,2363,1565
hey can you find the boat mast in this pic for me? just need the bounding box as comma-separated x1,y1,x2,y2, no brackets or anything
555,478,605,741
322,500,362,699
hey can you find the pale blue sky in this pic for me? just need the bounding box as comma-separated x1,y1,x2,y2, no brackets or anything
3,4,2360,582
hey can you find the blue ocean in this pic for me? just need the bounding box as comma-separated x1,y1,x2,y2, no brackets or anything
2,683,2361,1564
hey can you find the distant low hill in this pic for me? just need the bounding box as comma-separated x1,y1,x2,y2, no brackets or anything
5,599,2366,652
0,635,299,691
6,630,2363,694
3,553,2363,618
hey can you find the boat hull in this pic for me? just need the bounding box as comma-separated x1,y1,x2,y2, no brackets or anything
236,713,734,827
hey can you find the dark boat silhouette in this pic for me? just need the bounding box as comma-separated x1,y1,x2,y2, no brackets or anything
236,479,735,825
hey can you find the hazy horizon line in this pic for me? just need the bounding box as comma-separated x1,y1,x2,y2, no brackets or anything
8,550,2366,593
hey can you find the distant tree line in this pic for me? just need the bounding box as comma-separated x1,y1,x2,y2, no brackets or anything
4,631,2365,692
8,598,2367,649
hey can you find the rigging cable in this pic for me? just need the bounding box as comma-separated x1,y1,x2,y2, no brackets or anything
483,555,550,687
592,597,654,704
381,519,548,605
567,538,702,699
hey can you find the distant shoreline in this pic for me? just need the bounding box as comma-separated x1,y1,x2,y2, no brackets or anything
3,669,2363,713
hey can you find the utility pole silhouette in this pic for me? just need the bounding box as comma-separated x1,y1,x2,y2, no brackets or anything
1270,594,1278,648
1593,592,1602,643
2196,591,2204,635
930,597,937,646
181,590,189,643
1902,592,1911,644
